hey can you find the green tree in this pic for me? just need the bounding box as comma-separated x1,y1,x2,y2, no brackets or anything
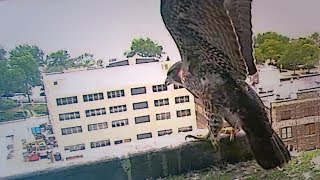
278,39,320,74
255,32,290,45
124,37,164,58
46,50,70,67
9,46,41,87
72,53,94,67
254,32,290,63
309,32,320,46
0,60,8,95
0,46,6,60
9,45,44,64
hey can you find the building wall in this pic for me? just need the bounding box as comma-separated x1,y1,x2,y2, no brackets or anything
271,90,320,151
43,60,198,157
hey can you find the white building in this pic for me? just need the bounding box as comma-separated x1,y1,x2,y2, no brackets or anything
43,57,198,158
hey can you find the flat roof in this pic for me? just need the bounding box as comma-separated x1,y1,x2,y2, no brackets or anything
257,65,320,106
43,62,167,95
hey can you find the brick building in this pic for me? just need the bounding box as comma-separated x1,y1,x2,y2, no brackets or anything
270,90,320,151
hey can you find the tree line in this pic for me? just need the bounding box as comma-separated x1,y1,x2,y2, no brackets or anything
0,45,95,97
254,32,320,74
1,33,319,98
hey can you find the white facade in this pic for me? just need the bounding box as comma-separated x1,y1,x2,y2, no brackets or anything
43,57,197,157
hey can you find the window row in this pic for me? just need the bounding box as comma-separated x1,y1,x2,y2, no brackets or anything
85,108,106,117
156,112,171,120
112,119,129,127
62,126,82,135
133,101,148,110
59,111,80,121
91,139,111,148
64,143,85,152
107,89,125,99
110,105,127,113
64,126,193,151
154,98,169,107
280,123,316,139
88,122,108,131
175,96,190,104
152,84,167,92
56,85,186,106
280,106,320,120
177,109,191,117
56,96,78,106
83,92,104,102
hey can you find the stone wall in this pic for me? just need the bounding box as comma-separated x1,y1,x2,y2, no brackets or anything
18,134,252,180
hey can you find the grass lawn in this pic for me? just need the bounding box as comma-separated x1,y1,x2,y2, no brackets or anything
165,149,320,180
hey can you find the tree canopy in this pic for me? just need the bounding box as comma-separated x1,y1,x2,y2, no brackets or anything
254,31,320,73
124,37,164,58
0,45,42,96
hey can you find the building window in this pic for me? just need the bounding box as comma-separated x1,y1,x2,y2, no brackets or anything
158,129,173,136
133,101,148,110
61,126,82,135
83,92,104,102
280,127,292,139
156,112,171,120
135,115,150,124
174,84,183,89
109,105,127,113
305,123,316,135
137,132,152,140
90,140,110,148
85,108,106,117
112,119,129,127
107,89,125,99
178,126,193,133
152,84,168,92
280,110,291,120
59,111,80,121
64,143,85,152
88,122,108,131
305,106,319,117
175,96,190,104
131,87,146,95
177,109,191,117
114,140,123,145
56,96,78,106
154,98,169,107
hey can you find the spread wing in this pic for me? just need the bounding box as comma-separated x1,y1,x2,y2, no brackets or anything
160,0,248,80
224,0,257,75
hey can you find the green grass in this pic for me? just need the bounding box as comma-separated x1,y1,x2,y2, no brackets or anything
165,149,320,180
24,104,48,116
0,111,28,122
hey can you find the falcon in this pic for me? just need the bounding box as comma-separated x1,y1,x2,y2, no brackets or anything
161,0,290,169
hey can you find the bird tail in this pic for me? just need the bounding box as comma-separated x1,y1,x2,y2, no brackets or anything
246,129,291,170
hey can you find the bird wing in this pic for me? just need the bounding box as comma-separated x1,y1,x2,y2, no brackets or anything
224,0,257,75
161,0,248,80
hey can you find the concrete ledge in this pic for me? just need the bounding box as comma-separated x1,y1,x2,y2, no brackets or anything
15,134,253,180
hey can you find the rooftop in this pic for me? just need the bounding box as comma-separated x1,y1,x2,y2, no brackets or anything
256,65,320,107
42,58,169,96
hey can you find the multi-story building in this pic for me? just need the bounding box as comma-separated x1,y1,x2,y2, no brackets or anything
270,90,320,151
43,57,197,158
257,65,320,152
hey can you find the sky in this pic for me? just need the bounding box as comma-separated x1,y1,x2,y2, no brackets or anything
0,0,320,61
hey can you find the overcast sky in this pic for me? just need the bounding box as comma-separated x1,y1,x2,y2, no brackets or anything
1,0,320,61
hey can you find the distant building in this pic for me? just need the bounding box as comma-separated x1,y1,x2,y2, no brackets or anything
270,90,320,151
257,65,320,151
43,57,198,158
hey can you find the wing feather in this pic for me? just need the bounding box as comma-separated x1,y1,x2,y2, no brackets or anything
161,0,248,80
224,0,257,75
